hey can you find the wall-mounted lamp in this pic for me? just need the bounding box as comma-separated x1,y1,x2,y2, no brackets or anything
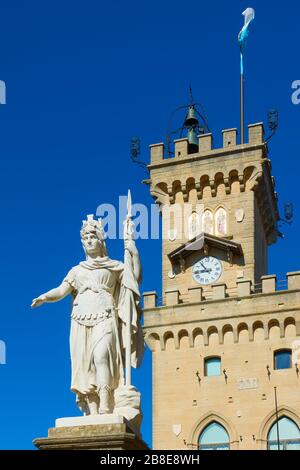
266,365,271,380
196,371,201,385
223,369,228,383
295,363,299,378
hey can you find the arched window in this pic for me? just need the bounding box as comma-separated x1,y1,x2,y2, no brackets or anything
267,417,300,450
204,357,221,377
215,207,227,236
202,210,213,235
274,349,292,370
188,211,201,240
198,421,230,450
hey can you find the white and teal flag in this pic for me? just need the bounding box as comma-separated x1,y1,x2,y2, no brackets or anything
238,7,255,74
238,7,255,48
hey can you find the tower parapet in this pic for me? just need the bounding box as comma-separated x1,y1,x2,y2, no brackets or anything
150,123,265,164
143,271,300,309
143,270,300,351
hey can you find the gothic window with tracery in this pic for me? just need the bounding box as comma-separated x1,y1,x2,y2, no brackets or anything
215,207,227,236
202,210,213,235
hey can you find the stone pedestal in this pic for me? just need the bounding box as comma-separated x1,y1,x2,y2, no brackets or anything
33,415,149,450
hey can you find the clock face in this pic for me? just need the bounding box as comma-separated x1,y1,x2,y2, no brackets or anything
192,256,223,285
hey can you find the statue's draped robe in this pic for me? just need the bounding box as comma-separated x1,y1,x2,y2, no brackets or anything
63,256,143,404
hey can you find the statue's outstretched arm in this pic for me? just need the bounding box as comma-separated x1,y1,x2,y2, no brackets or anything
31,282,73,308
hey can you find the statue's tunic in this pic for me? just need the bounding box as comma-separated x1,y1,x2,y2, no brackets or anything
63,258,124,398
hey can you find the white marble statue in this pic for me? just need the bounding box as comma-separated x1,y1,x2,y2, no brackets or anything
31,196,144,427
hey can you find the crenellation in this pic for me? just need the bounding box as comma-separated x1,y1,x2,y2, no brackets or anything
261,275,276,294
143,291,158,309
248,122,265,145
287,271,300,290
174,138,188,158
222,128,238,147
165,288,180,306
188,286,203,303
198,133,213,151
237,278,252,297
150,142,164,164
212,283,227,300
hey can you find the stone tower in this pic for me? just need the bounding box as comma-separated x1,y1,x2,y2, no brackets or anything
143,124,300,450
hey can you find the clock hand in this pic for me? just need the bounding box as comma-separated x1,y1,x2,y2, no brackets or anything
200,261,208,273
200,262,213,274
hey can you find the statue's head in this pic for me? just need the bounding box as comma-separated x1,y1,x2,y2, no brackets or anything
80,215,107,257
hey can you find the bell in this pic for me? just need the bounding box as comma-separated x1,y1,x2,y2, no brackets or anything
187,128,198,153
184,106,199,127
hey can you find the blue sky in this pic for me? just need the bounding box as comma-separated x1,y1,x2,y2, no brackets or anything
0,0,299,449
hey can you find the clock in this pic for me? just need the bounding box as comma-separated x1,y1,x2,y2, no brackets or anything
192,256,223,285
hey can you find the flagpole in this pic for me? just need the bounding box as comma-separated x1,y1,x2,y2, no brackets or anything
238,8,255,145
240,49,245,144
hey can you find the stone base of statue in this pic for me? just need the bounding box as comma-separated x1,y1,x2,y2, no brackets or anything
33,414,149,450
